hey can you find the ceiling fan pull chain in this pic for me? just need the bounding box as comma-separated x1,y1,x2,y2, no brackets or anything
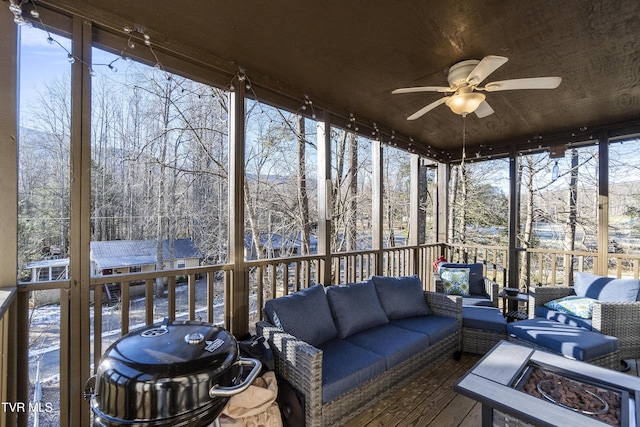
461,115,466,168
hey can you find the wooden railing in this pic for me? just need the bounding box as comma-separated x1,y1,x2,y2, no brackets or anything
15,241,640,425
524,248,640,287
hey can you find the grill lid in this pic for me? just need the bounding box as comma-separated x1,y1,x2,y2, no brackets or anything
103,318,238,377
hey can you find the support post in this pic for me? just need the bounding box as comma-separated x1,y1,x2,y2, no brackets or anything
0,13,20,427
66,16,94,425
316,114,332,285
228,76,248,336
372,141,384,274
435,162,449,247
409,154,426,274
508,145,519,288
597,132,609,275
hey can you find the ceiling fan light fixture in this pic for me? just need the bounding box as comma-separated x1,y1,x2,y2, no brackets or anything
445,92,486,115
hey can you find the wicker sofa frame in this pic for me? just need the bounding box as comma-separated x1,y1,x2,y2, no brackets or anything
529,285,640,361
256,291,462,427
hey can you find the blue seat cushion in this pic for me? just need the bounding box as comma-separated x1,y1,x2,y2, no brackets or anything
326,281,389,339
263,284,338,347
535,306,592,330
439,262,485,295
462,306,507,333
371,275,431,319
461,295,494,307
317,338,386,403
508,318,618,361
390,315,459,345
345,324,431,369
574,272,640,302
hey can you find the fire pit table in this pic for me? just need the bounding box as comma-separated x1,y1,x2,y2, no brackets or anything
454,340,639,427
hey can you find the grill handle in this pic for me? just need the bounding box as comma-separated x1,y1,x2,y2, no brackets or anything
209,357,262,397
83,375,96,400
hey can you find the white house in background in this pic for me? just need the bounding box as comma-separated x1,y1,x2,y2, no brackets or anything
24,238,202,281
90,238,202,277
25,238,203,306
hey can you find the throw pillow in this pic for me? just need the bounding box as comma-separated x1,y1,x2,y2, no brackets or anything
371,275,431,319
263,284,338,347
439,263,484,295
545,295,597,319
326,281,389,338
574,272,640,302
440,267,470,296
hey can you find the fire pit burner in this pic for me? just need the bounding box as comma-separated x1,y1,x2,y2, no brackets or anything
537,379,609,415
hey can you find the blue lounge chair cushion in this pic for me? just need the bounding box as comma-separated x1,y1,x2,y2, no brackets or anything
535,306,592,330
461,295,494,306
574,272,640,302
462,306,507,333
508,318,617,361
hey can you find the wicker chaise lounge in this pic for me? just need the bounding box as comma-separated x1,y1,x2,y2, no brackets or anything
529,272,640,362
256,276,462,427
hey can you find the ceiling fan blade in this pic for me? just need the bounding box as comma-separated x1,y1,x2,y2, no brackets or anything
392,86,451,94
407,97,448,120
466,55,508,85
474,101,494,118
484,76,562,91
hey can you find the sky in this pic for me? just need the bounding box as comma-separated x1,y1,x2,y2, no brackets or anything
18,25,72,112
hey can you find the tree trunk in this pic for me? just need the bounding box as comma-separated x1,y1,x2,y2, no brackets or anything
154,80,173,297
332,130,348,252
520,156,535,284
347,132,358,251
296,115,310,255
565,149,579,283
448,165,458,244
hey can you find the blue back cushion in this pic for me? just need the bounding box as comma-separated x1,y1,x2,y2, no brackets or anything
573,272,640,302
263,284,338,347
371,275,431,319
439,263,485,295
326,281,389,338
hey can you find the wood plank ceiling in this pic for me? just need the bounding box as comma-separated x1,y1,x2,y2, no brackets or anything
42,0,640,161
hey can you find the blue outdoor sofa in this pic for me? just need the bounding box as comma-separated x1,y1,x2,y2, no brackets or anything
256,275,461,427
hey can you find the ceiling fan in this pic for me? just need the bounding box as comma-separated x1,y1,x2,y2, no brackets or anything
392,55,561,120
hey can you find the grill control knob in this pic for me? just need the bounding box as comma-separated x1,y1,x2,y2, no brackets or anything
184,332,205,345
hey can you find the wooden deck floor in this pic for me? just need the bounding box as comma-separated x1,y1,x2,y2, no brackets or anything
343,354,640,427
